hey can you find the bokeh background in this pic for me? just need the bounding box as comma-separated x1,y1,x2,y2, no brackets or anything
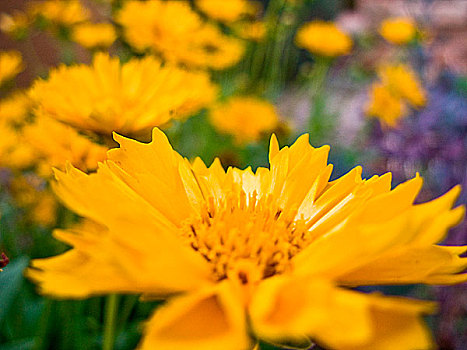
0,1,466,349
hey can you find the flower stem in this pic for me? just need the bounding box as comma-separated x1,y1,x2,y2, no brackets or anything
103,294,119,350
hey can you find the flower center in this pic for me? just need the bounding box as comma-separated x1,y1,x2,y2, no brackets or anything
180,191,311,284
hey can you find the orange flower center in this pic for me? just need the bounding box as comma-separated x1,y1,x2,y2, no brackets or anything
181,191,311,284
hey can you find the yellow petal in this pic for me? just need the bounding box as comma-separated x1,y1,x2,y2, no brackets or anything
250,276,435,350
343,295,436,350
339,245,467,286
107,129,196,224
28,221,213,298
139,282,250,350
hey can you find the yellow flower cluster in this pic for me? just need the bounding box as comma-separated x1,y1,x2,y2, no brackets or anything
380,17,417,45
0,50,24,86
117,0,245,69
367,64,427,127
209,97,280,144
296,21,352,57
28,129,466,350
29,53,218,136
196,0,258,23
72,23,116,49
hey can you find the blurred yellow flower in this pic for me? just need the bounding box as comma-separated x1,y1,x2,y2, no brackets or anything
196,0,257,23
233,21,266,41
366,83,406,127
24,116,108,176
29,128,465,350
0,122,35,170
0,91,32,125
72,23,116,49
296,21,352,57
209,97,279,144
10,174,58,227
379,63,427,107
28,0,90,26
29,53,218,136
0,50,24,86
380,17,417,45
117,0,245,69
0,11,30,37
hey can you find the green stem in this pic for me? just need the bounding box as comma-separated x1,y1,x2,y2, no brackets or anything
102,294,119,350
307,58,331,142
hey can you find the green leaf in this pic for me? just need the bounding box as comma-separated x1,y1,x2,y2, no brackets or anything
0,337,35,350
0,256,29,321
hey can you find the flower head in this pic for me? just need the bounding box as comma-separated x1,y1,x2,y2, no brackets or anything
380,17,417,45
29,128,466,350
117,0,245,69
23,116,108,176
196,0,258,23
366,83,407,127
72,22,116,49
0,11,30,38
28,0,90,26
0,50,24,86
379,63,427,107
29,53,217,136
0,91,32,125
296,21,352,57
0,121,35,171
209,96,280,144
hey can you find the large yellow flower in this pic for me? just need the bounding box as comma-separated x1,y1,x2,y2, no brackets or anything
117,0,245,69
29,129,466,350
209,96,280,144
380,17,417,45
29,53,217,136
296,21,352,57
0,50,24,86
378,63,427,107
23,116,108,176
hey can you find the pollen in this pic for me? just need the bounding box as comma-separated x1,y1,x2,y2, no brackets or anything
181,191,311,283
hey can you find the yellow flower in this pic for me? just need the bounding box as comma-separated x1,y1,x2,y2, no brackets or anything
72,23,116,49
0,91,32,125
209,97,280,144
380,17,417,45
379,63,427,107
28,128,466,350
233,21,266,41
0,50,24,86
23,116,108,176
29,53,218,136
117,0,245,69
366,83,407,127
28,0,90,26
196,0,257,23
296,21,352,57
0,11,30,37
10,174,58,226
0,121,35,170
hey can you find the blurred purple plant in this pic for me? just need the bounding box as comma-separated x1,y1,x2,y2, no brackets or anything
369,73,467,350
